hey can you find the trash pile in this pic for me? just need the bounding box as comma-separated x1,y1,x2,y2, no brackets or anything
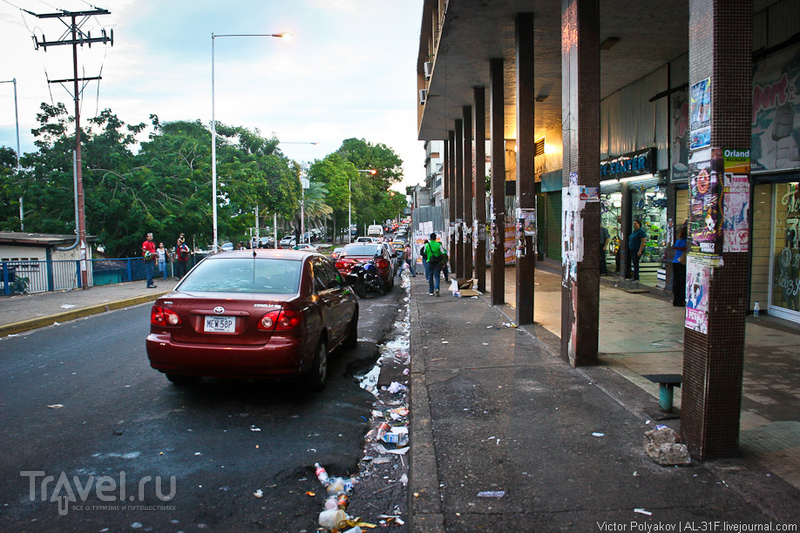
348,280,412,529
313,463,375,532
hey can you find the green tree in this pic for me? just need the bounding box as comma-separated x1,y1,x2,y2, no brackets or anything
0,146,21,230
307,153,359,243
336,138,404,231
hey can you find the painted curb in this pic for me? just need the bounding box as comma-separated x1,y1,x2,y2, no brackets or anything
0,291,169,337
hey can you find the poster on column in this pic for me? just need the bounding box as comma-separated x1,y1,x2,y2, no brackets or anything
685,257,712,334
689,149,724,255
504,220,516,265
690,77,712,150
562,172,584,287
723,149,751,253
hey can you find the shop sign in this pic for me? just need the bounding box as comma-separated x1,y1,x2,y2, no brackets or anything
690,77,712,150
689,149,724,254
600,149,655,179
752,44,800,172
722,149,751,253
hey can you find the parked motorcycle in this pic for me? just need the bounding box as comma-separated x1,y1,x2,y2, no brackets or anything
345,257,387,298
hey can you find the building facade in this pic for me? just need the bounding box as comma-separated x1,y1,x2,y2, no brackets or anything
416,0,799,459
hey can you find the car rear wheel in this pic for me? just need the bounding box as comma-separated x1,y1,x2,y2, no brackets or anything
305,338,328,391
166,373,198,386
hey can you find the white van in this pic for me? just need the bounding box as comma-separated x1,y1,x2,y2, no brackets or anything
367,224,383,237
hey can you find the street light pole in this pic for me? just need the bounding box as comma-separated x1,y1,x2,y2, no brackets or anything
351,169,376,243
1,79,21,228
211,32,291,253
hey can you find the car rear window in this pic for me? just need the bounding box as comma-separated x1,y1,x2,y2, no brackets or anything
177,258,301,294
343,244,381,256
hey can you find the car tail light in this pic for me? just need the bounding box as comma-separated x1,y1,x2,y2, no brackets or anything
151,305,182,326
258,309,303,331
376,258,389,269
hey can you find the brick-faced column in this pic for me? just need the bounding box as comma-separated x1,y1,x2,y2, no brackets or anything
682,0,752,460
561,0,600,367
454,119,465,279
490,58,506,306
515,12,536,326
463,105,474,280
474,87,487,293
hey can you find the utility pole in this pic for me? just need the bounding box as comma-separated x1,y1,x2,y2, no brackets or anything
30,8,113,288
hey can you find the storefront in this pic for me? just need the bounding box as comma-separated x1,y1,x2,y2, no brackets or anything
600,148,665,287
749,42,800,323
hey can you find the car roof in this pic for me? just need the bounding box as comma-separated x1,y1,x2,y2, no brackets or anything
207,249,320,260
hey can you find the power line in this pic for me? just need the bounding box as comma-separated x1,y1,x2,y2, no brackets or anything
27,5,113,288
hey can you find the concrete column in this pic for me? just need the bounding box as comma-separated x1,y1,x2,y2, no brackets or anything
515,12,536,326
448,130,456,274
489,58,506,306
681,0,752,460
462,105,474,280
454,119,465,279
474,87,487,293
560,0,600,367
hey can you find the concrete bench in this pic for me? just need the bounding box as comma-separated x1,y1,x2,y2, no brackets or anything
643,374,682,413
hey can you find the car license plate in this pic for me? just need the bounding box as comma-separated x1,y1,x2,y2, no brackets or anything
204,315,235,333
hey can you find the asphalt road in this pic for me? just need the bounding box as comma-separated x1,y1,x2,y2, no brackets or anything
0,283,406,532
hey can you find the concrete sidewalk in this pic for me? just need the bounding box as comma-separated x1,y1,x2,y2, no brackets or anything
0,279,177,337
408,269,800,531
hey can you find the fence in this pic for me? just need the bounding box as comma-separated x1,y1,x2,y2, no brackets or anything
0,256,201,296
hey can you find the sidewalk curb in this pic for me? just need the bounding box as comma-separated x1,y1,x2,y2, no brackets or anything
0,290,169,338
408,283,446,533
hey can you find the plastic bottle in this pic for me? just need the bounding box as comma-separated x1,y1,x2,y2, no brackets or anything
324,495,338,510
754,301,760,316
315,463,330,486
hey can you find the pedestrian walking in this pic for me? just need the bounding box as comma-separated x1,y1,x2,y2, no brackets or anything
174,234,190,279
627,219,647,281
424,233,445,296
142,232,157,288
672,224,688,306
420,239,430,281
403,243,416,277
156,242,169,281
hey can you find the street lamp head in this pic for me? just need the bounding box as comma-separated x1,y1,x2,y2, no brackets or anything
275,32,293,40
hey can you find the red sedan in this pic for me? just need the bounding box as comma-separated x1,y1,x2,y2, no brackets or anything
334,243,394,290
146,249,358,391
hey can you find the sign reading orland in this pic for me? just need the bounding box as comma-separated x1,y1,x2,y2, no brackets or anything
722,149,751,253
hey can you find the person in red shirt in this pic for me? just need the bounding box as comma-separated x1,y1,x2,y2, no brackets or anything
174,233,190,279
142,232,157,288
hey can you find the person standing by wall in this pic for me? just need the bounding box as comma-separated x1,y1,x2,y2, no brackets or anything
599,224,610,276
672,224,688,306
142,232,157,288
628,219,647,281
156,242,169,281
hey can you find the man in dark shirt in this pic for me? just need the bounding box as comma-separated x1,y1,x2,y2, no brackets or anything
628,220,647,281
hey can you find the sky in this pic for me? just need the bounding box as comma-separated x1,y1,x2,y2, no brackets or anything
0,0,426,191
